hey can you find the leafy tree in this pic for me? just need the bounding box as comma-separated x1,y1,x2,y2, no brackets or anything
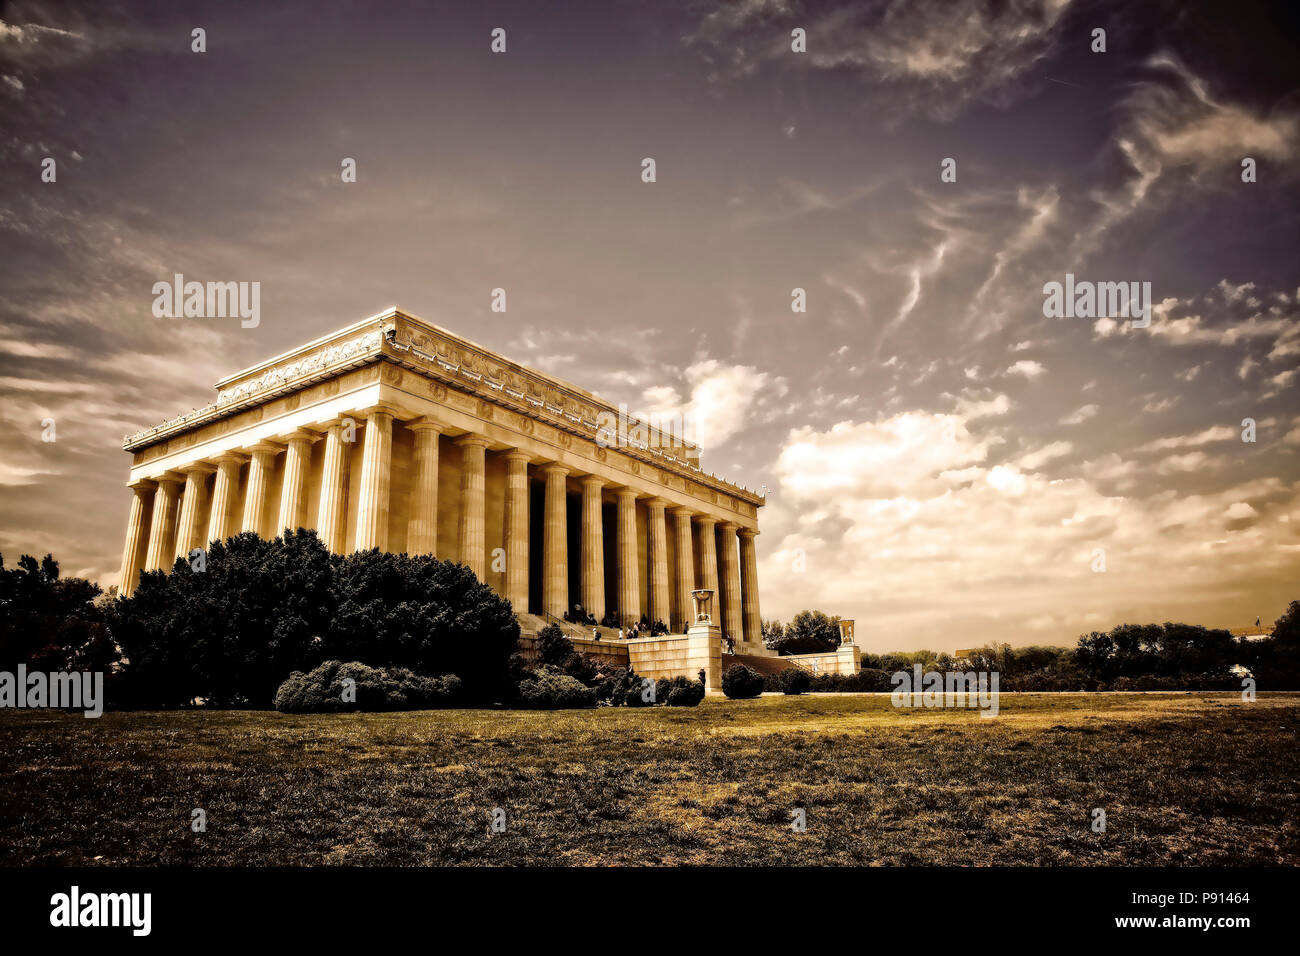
108,530,520,707
0,552,116,674
771,610,841,655
109,530,336,707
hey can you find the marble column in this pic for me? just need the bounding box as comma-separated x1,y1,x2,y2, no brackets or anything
580,476,605,622
616,488,640,627
696,516,718,595
739,528,762,646
456,435,489,579
144,475,183,572
719,522,742,645
206,453,245,545
670,506,695,633
174,463,214,562
277,429,319,534
647,497,670,629
118,479,155,597
316,421,350,554
407,419,443,555
542,464,569,619
354,407,394,551
503,451,531,611
241,442,281,537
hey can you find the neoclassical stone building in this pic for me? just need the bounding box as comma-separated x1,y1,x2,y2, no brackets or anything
118,307,770,653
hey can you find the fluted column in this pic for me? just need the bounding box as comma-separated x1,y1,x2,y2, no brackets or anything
542,464,570,618
616,488,640,627
670,506,694,632
739,528,762,646
457,435,490,579
206,453,245,545
317,421,350,554
241,442,280,537
647,498,670,629
277,429,319,534
118,479,155,597
580,476,605,622
407,419,442,555
719,522,742,644
355,408,394,551
503,451,531,610
144,475,183,572
696,516,718,595
174,464,215,562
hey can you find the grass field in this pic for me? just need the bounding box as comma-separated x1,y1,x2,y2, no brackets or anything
2,693,1297,866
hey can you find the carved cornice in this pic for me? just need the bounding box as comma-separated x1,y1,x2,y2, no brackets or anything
120,308,766,508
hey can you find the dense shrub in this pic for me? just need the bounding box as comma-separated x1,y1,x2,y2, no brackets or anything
108,531,519,707
274,660,462,713
535,624,573,666
514,666,597,709
655,675,706,707
722,664,764,699
110,530,336,707
779,667,812,695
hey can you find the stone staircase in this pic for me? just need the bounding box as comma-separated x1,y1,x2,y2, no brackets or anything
722,652,801,677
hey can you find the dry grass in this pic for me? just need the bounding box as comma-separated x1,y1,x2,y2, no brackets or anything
1,693,1296,866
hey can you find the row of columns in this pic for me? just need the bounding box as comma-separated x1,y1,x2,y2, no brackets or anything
119,407,762,644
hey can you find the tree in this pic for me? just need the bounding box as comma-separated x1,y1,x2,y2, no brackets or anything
109,530,336,707
108,529,521,707
771,610,840,655
0,552,115,674
761,618,785,649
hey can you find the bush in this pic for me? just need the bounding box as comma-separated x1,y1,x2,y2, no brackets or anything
108,530,520,707
779,667,812,695
274,660,462,713
535,624,573,667
721,664,764,699
514,666,597,709
654,675,705,707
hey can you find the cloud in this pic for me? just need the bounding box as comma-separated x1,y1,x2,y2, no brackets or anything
636,360,771,450
1059,404,1099,426
1006,359,1046,379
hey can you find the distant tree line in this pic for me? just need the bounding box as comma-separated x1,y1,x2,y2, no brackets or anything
3,541,1298,706
763,603,1300,690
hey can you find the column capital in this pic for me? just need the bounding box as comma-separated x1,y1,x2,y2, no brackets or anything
455,433,491,449
406,417,445,434
695,514,718,528
645,496,670,510
504,448,532,464
738,526,759,538
153,471,186,488
127,478,157,492
212,451,249,467
580,474,604,488
244,440,284,458
719,521,739,533
280,427,324,445
669,505,694,518
614,486,639,500
179,461,217,477
363,401,402,421
540,462,569,477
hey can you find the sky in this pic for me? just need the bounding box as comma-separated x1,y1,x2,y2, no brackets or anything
1,0,1297,652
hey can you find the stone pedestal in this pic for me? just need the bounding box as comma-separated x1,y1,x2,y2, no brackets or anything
686,621,723,693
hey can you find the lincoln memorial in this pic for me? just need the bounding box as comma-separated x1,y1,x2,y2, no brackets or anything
116,307,772,657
